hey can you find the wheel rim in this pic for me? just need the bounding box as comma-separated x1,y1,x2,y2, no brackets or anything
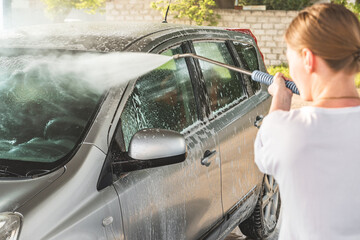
262,175,279,230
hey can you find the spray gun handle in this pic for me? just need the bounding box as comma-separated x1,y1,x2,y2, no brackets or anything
251,70,300,95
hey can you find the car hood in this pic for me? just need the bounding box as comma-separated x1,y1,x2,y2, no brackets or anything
0,167,65,212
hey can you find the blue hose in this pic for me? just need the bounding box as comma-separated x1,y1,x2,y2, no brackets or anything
251,70,300,95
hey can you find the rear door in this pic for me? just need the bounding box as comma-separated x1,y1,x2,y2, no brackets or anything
112,43,223,239
191,39,267,215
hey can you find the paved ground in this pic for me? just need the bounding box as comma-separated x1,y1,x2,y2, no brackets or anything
225,210,281,240
225,225,280,240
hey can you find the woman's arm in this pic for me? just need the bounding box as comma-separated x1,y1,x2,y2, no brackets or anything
268,72,293,113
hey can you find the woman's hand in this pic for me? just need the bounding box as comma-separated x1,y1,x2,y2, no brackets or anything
268,72,293,113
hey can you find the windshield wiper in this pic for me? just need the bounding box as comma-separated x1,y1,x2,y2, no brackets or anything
0,165,27,178
0,169,25,177
25,169,51,177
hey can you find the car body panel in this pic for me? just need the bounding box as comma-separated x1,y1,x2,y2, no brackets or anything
218,91,271,214
127,28,256,54
16,144,123,240
0,167,65,212
0,22,177,52
83,89,127,153
113,123,222,239
112,42,224,239
210,185,260,240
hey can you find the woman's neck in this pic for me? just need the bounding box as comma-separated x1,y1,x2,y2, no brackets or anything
310,71,360,108
312,97,360,108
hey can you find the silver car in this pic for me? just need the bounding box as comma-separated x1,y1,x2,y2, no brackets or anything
0,22,280,240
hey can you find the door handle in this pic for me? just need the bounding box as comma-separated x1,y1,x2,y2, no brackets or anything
201,150,216,167
254,115,264,128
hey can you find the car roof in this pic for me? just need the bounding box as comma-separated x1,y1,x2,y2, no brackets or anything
0,22,251,53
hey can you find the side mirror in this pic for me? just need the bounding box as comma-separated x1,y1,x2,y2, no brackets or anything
113,128,187,172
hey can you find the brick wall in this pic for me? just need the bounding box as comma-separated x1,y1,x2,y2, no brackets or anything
216,9,298,66
106,0,299,66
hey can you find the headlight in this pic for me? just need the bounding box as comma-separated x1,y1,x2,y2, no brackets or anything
0,212,22,240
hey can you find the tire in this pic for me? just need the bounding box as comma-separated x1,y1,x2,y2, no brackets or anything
239,175,281,239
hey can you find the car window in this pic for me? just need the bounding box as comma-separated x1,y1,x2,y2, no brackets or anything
233,42,261,93
121,46,198,150
193,41,245,114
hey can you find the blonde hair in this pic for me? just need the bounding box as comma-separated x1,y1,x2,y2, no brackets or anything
285,3,360,74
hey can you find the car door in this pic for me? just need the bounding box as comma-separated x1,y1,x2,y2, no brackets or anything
191,40,266,216
111,43,222,239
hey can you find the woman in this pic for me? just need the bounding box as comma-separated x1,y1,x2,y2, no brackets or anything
255,3,360,239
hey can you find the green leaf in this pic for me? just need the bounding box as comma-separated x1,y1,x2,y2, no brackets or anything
150,0,220,26
42,0,105,19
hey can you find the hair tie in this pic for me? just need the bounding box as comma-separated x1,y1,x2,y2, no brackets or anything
354,50,360,61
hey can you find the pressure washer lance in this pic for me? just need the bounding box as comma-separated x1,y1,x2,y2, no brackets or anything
173,53,300,95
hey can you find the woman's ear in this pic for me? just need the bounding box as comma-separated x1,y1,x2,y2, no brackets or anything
301,48,315,74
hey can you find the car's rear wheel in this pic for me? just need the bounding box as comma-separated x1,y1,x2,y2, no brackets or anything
239,175,281,239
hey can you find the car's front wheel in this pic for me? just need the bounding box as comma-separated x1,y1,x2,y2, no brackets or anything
239,175,281,239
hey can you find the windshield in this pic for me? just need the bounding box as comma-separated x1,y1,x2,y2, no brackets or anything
0,50,103,176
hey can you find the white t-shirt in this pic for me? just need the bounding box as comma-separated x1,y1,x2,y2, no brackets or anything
254,106,360,240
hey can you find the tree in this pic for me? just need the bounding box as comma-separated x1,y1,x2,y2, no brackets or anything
151,0,220,26
42,0,106,21
332,0,360,21
263,0,311,10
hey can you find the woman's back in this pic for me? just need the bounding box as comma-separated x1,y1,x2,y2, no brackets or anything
256,106,360,239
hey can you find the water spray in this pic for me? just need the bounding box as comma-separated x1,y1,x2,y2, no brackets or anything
35,51,298,95
173,53,300,95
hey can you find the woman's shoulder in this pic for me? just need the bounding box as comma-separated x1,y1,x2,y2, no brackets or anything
263,105,360,131
263,108,309,124
261,108,322,137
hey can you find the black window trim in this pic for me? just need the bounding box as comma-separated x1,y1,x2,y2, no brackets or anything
225,40,252,97
180,41,206,122
150,41,204,133
152,41,210,124
184,41,212,120
231,40,262,96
